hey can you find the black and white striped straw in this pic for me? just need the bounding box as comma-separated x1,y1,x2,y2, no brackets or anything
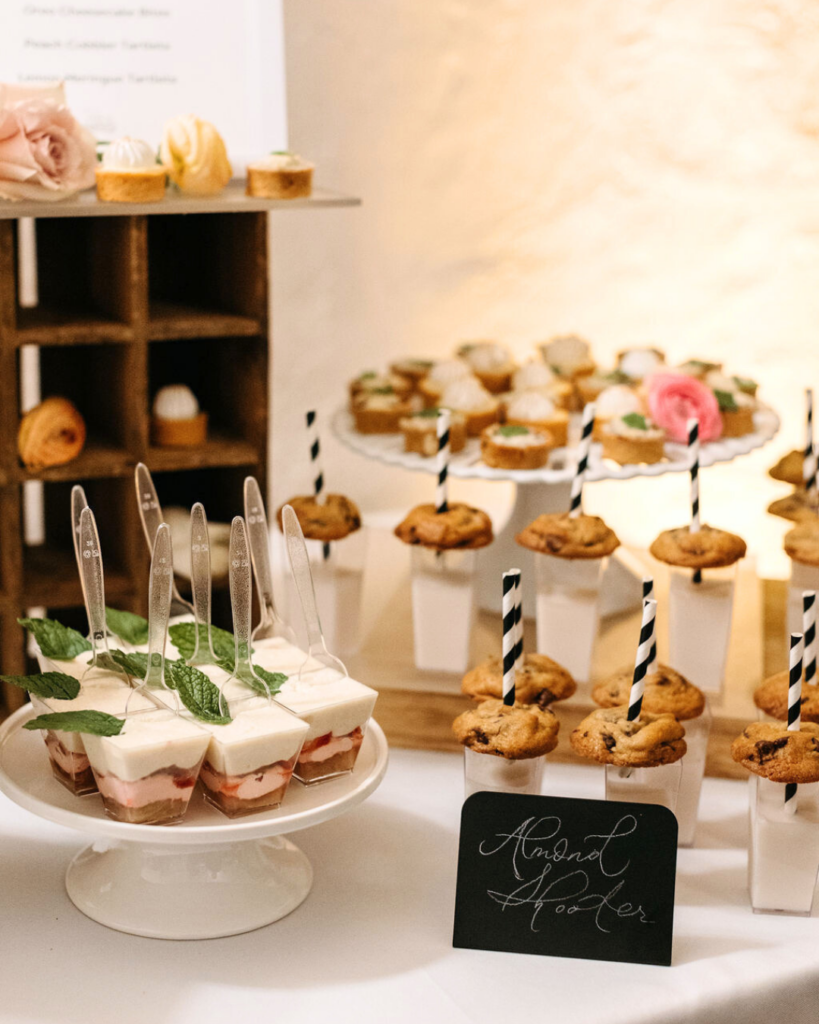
642,577,658,674
785,632,804,812
688,418,702,585
569,402,596,519
436,409,451,514
804,591,817,686
514,570,523,673
627,598,657,721
804,390,817,504
306,410,331,560
502,570,518,706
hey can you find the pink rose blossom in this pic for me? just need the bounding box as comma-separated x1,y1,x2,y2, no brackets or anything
0,95,96,202
647,372,723,443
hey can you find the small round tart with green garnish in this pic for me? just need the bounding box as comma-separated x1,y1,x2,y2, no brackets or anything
390,358,434,385
399,407,468,457
351,389,423,434
713,387,756,438
480,423,553,470
600,411,666,465
349,370,412,404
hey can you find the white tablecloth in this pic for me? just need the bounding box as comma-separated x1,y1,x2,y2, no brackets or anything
1,748,818,1024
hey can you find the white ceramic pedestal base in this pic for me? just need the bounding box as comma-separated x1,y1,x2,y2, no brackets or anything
65,836,313,940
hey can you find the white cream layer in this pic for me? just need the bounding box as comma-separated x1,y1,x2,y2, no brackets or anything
83,710,209,783
197,697,308,776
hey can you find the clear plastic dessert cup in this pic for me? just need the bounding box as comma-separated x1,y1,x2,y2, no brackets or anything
748,775,819,915
31,678,156,797
197,696,309,818
274,668,378,784
676,704,712,847
410,547,477,673
463,746,545,800
534,553,606,684
669,564,737,695
787,561,819,640
605,760,683,815
83,709,210,825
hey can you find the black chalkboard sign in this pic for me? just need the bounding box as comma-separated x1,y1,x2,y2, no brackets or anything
453,792,677,967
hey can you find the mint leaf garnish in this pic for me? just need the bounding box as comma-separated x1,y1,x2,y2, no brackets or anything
415,407,441,418
169,623,237,667
105,607,149,646
370,386,394,395
358,371,377,380
167,662,231,724
18,617,91,660
498,425,530,437
733,376,756,393
622,412,648,430
250,666,288,696
0,671,80,700
406,359,432,369
714,389,738,412
604,370,632,384
24,710,124,736
110,649,150,680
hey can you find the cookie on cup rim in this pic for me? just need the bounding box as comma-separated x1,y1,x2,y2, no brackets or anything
462,652,576,707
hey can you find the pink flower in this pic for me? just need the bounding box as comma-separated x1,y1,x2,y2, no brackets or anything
647,372,723,443
0,91,96,202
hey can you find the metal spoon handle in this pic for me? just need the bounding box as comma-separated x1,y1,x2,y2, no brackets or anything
189,502,215,664
229,516,254,678
78,507,109,658
282,504,326,653
134,462,192,616
243,476,276,622
144,522,173,689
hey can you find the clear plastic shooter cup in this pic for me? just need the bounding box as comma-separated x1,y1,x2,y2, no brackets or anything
787,560,819,640
605,760,683,814
748,775,819,915
675,703,712,846
411,547,478,673
669,564,738,696
463,747,545,800
534,553,606,684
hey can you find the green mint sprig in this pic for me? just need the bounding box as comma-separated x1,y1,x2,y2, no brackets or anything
24,710,124,737
0,671,80,700
498,425,530,437
714,389,738,412
621,412,649,430
168,662,231,724
105,607,149,646
18,617,91,660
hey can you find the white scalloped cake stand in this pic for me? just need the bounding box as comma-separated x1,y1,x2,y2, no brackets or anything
332,405,780,612
0,706,388,940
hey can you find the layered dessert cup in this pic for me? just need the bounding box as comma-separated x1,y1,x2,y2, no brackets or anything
197,697,309,817
394,502,494,674
650,524,747,696
274,669,378,784
784,524,819,639
83,709,210,825
516,512,620,685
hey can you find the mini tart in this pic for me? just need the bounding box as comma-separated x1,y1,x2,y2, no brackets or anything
503,392,570,447
716,392,756,438
418,360,473,406
570,706,687,768
600,415,665,465
616,346,665,381
754,670,819,724
457,342,516,394
539,335,596,380
592,384,646,440
95,165,166,203
452,698,559,759
577,370,632,405
394,502,493,550
767,491,819,524
591,664,705,721
390,358,434,385
349,372,412,405
677,359,723,380
480,424,552,470
516,512,620,560
399,409,467,456
352,391,422,433
731,721,819,783
439,378,501,436
784,522,819,566
246,153,314,199
276,494,361,542
649,524,747,569
768,449,805,486
461,653,576,706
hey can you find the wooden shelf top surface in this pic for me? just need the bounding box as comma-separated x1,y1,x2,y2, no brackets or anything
0,183,360,220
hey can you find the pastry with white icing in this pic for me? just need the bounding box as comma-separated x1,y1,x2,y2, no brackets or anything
95,137,166,203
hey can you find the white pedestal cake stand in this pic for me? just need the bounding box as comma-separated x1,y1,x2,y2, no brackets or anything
332,405,780,613
0,706,388,940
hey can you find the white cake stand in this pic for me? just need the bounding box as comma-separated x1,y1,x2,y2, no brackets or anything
332,405,781,612
0,706,388,940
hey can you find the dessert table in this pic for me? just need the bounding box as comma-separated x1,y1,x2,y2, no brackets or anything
2,747,818,1024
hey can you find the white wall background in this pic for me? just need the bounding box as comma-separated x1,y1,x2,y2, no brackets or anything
269,0,819,578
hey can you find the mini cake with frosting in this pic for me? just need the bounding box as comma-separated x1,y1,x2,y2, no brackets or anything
390,358,434,386
503,390,569,446
592,384,645,439
616,347,665,381
95,137,166,203
246,151,314,199
577,368,632,405
601,412,665,465
151,384,207,446
418,359,474,407
480,423,552,470
713,386,757,437
352,388,422,433
349,371,412,406
400,407,467,456
677,359,723,380
439,377,500,435
512,360,555,393
457,341,516,394
539,334,595,379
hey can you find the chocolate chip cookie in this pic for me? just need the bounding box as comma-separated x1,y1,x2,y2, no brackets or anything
277,494,361,542
570,706,687,767
516,512,620,560
591,664,705,721
649,524,746,569
754,671,819,724
767,491,819,524
768,449,805,486
452,698,559,759
461,653,576,707
731,721,819,783
394,502,493,550
784,522,819,567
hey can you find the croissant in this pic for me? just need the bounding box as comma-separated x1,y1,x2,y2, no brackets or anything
18,396,86,469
